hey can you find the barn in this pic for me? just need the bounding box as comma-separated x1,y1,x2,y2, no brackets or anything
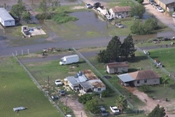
0,8,15,27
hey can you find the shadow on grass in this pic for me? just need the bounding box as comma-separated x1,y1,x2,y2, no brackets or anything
128,56,148,63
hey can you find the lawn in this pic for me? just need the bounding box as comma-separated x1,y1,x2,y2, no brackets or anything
0,57,61,117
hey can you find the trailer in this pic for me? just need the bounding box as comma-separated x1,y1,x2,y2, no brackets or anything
59,54,79,65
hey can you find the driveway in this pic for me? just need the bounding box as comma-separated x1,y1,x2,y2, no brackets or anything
143,0,175,32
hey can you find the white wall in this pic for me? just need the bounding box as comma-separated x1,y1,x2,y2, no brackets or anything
93,87,106,93
134,78,160,86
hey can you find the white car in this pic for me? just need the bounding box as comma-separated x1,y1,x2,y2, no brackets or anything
157,7,164,13
172,13,175,18
55,79,63,86
116,23,124,28
143,50,149,55
110,106,120,114
86,3,93,9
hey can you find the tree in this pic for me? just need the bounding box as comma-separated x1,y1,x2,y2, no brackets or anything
10,0,26,20
130,4,145,18
137,0,144,4
105,36,121,62
148,104,166,117
85,98,99,114
78,94,93,104
116,95,127,113
97,50,108,63
39,0,48,14
139,84,151,92
121,35,136,59
22,11,31,23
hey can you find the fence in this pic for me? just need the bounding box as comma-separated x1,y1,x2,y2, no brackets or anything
72,47,134,109
136,46,175,80
12,53,65,117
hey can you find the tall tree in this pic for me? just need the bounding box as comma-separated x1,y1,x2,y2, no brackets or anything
116,95,127,113
39,0,48,14
22,11,31,23
105,36,121,62
148,104,166,117
11,0,26,20
97,50,108,63
121,35,136,59
130,4,145,18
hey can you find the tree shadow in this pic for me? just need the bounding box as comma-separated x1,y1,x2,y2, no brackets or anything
127,56,148,63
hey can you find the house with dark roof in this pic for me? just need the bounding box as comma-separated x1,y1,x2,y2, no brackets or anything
154,0,175,12
109,6,131,19
118,70,160,86
106,62,129,74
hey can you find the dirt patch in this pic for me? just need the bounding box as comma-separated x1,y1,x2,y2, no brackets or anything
60,96,88,117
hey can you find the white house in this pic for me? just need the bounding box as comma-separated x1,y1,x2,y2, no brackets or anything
109,6,131,19
106,62,129,74
118,70,160,87
0,8,15,27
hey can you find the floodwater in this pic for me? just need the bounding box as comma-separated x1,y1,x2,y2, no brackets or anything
0,0,80,6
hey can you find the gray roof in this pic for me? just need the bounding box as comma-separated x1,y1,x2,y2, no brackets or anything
118,74,135,82
0,8,14,21
79,81,93,91
159,0,174,5
66,76,79,86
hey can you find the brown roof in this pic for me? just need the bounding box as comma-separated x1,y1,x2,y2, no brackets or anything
107,62,129,68
82,70,98,80
112,6,131,13
129,70,160,80
88,79,106,88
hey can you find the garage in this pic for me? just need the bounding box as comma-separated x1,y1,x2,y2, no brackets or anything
0,8,15,27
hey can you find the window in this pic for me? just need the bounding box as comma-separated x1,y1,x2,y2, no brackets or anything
98,88,101,91
144,79,147,83
137,80,140,84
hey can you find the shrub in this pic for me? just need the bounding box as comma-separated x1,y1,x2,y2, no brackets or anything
78,94,93,104
102,90,110,97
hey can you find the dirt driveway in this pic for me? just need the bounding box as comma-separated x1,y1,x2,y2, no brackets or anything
126,87,175,117
60,96,88,117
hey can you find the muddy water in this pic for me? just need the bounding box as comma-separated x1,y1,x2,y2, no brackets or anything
0,0,79,6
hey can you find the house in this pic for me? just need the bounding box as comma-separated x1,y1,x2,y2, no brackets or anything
118,70,160,86
106,62,129,74
0,8,15,27
109,6,131,19
65,70,106,94
154,0,175,12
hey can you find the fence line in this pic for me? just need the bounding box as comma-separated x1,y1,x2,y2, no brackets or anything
72,47,133,109
136,46,175,80
12,53,65,117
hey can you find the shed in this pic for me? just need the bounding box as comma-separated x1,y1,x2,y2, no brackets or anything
0,8,15,27
106,62,129,74
154,0,175,12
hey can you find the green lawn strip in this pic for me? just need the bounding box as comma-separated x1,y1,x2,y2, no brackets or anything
107,0,136,8
0,57,61,117
136,40,175,47
149,48,175,73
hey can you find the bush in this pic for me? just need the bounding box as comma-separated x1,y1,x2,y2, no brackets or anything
102,90,110,97
78,94,93,104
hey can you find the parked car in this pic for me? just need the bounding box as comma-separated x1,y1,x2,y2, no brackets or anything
55,79,63,86
143,50,149,55
157,7,164,13
172,13,175,18
149,0,154,5
110,106,120,114
51,95,59,101
99,106,108,116
93,2,101,9
86,3,93,9
116,23,124,28
59,90,66,96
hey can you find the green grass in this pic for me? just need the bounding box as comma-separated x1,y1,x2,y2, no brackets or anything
0,57,61,117
107,0,136,8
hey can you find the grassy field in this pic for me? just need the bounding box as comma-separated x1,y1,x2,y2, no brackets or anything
0,57,62,117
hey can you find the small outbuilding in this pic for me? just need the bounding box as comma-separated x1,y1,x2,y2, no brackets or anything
106,62,129,74
0,8,15,27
